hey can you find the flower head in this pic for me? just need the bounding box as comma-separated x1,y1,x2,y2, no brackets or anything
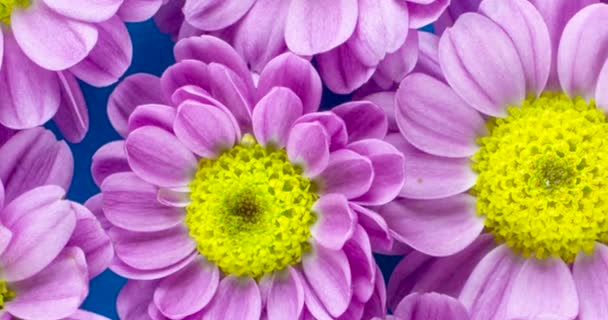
0,127,112,319
154,0,448,94
94,35,405,319
386,0,608,318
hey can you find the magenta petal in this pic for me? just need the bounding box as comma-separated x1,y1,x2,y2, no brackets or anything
154,257,219,318
372,30,419,90
302,277,333,320
351,204,392,253
316,46,376,94
362,266,387,319
0,32,60,129
128,104,176,134
408,0,450,29
558,4,608,99
285,0,358,55
459,245,524,320
506,258,578,319
125,126,197,188
6,247,88,319
396,73,486,158
311,194,357,251
573,243,608,320
479,0,551,96
257,53,322,115
302,246,352,317
108,73,165,137
0,185,74,282
101,172,184,232
382,195,484,257
360,92,398,133
91,141,129,187
438,13,526,117
317,149,373,199
53,71,89,143
118,0,163,22
412,31,444,82
174,100,239,158
203,275,262,320
394,292,469,320
160,59,210,99
0,127,73,203
183,0,255,31
333,101,388,142
111,252,197,281
344,225,376,302
0,224,12,258
43,0,122,22
386,133,476,200
294,112,349,152
110,225,195,271
70,16,132,87
205,63,255,131
348,139,405,206
117,280,160,320
64,309,112,320
67,202,114,279
252,87,303,148
262,267,305,320
11,2,98,71
232,0,290,72
287,122,330,177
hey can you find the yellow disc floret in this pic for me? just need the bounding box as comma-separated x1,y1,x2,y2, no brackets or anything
0,0,29,24
472,92,608,262
0,280,15,308
185,135,318,278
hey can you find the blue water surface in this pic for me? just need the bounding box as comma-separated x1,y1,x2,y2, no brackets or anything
56,20,402,319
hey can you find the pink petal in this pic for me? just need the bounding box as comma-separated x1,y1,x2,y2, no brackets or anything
333,101,388,143
351,204,392,252
101,172,184,232
343,225,376,302
479,0,551,96
118,0,163,22
70,16,132,87
128,103,176,134
183,0,255,31
108,73,165,137
53,71,89,143
394,292,469,320
382,195,483,257
396,72,486,158
316,46,376,94
597,60,608,111
573,243,608,320
91,141,130,187
252,87,303,148
0,127,73,203
0,32,60,129
0,186,75,281
261,267,305,320
294,112,348,152
154,256,219,318
205,63,255,131
311,194,357,250
372,30,419,89
557,3,608,99
12,2,98,70
317,149,373,199
412,31,444,82
438,13,526,117
117,280,160,320
202,275,262,320
506,258,578,319
257,53,322,115
285,0,358,55
287,122,330,177
408,0,450,29
174,100,239,158
43,0,123,22
125,126,197,188
111,252,197,281
6,247,88,319
385,133,476,200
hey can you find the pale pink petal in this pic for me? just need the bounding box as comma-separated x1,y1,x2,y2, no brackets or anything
573,243,608,320
261,267,305,320
202,276,262,320
43,0,123,22
252,87,303,148
311,194,357,251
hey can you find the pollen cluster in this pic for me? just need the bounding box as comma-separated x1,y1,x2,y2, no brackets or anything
0,0,29,24
185,135,318,278
472,92,608,262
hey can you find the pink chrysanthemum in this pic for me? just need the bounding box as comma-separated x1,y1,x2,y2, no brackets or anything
153,0,448,94
0,127,113,319
0,0,160,141
385,0,608,319
91,35,405,319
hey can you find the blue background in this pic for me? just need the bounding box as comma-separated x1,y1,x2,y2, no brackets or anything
57,20,402,319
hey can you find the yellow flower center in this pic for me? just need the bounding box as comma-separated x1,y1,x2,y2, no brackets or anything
472,92,608,262
185,135,318,278
0,280,15,308
0,0,29,24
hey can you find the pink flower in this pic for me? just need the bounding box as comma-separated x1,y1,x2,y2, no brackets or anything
92,35,405,319
154,0,448,94
0,0,159,141
385,0,608,319
0,127,113,319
